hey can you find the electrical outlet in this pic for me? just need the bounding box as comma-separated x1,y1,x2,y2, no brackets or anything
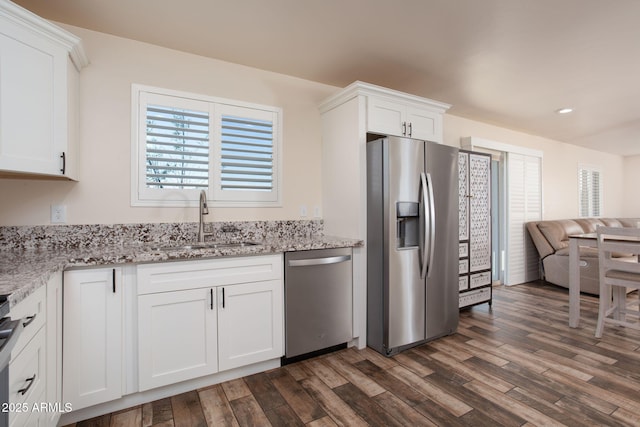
300,205,308,217
51,205,67,224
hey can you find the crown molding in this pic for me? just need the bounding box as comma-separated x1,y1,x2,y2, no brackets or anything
0,0,89,70
319,80,451,114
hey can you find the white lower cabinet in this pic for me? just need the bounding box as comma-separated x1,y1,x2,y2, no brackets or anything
136,255,283,391
58,255,283,416
8,324,46,427
7,285,47,427
62,268,123,411
218,280,283,371
138,288,218,391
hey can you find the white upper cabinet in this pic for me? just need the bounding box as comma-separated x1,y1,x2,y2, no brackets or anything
367,97,443,142
320,81,450,144
0,1,88,179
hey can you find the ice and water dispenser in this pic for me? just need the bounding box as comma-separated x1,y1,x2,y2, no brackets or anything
396,202,420,249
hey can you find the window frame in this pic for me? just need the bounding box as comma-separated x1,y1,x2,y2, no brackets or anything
131,84,282,208
577,163,603,218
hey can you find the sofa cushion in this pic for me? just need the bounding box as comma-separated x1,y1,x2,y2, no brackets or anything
601,218,623,227
574,218,605,233
618,218,640,227
537,220,584,252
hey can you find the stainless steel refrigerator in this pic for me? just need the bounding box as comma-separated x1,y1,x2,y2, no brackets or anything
367,136,459,356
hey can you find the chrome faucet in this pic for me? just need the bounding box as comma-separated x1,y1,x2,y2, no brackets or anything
198,190,213,242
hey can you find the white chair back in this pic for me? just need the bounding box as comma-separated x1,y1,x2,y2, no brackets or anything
595,226,640,337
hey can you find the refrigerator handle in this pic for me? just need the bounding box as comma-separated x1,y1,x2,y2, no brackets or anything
425,172,436,278
419,173,429,279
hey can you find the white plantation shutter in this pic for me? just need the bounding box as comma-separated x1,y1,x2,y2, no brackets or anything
132,85,281,207
578,165,602,217
506,153,542,285
213,105,279,203
145,105,210,189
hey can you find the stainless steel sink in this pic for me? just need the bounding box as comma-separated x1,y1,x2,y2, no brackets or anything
149,241,260,251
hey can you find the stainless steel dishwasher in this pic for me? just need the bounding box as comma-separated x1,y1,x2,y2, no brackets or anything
283,247,353,363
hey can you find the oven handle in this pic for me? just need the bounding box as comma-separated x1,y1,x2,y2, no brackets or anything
288,255,351,267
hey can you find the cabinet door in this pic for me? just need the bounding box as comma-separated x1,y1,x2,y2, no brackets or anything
405,106,441,143
0,18,67,176
367,97,443,142
469,154,492,272
218,280,283,371
367,97,405,137
63,268,122,410
138,288,217,391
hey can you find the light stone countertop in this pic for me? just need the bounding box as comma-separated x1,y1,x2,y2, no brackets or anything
0,235,363,309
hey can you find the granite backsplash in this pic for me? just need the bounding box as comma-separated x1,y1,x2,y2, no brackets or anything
0,220,323,251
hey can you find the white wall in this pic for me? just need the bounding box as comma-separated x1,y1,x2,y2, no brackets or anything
623,155,640,217
0,25,336,226
443,114,626,219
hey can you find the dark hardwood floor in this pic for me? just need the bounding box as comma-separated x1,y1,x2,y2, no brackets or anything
66,281,640,426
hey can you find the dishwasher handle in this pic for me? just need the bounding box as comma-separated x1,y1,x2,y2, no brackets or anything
287,255,351,267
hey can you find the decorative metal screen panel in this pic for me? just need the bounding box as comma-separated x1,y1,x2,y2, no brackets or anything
458,152,469,241
469,154,491,272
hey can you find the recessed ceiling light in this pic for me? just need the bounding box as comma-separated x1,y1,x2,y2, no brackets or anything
556,107,574,114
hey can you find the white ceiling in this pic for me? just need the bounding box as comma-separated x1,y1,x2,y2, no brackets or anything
13,0,640,156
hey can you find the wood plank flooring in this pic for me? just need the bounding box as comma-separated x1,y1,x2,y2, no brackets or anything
66,281,640,427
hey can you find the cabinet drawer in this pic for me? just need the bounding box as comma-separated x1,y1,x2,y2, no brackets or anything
459,243,468,258
470,271,491,289
9,286,46,360
458,259,468,275
137,255,283,295
9,327,46,426
458,276,468,291
459,287,491,308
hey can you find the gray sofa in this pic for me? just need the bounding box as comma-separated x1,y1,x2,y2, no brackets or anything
526,218,640,294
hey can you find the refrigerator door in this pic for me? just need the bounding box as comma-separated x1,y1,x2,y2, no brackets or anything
385,137,426,349
424,141,460,339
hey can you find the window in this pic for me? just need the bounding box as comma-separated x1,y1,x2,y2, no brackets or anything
578,164,602,217
132,85,282,207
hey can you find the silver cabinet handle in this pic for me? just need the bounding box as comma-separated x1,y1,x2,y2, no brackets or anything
288,255,351,267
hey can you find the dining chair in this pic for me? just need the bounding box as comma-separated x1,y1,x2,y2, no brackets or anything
595,226,640,338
